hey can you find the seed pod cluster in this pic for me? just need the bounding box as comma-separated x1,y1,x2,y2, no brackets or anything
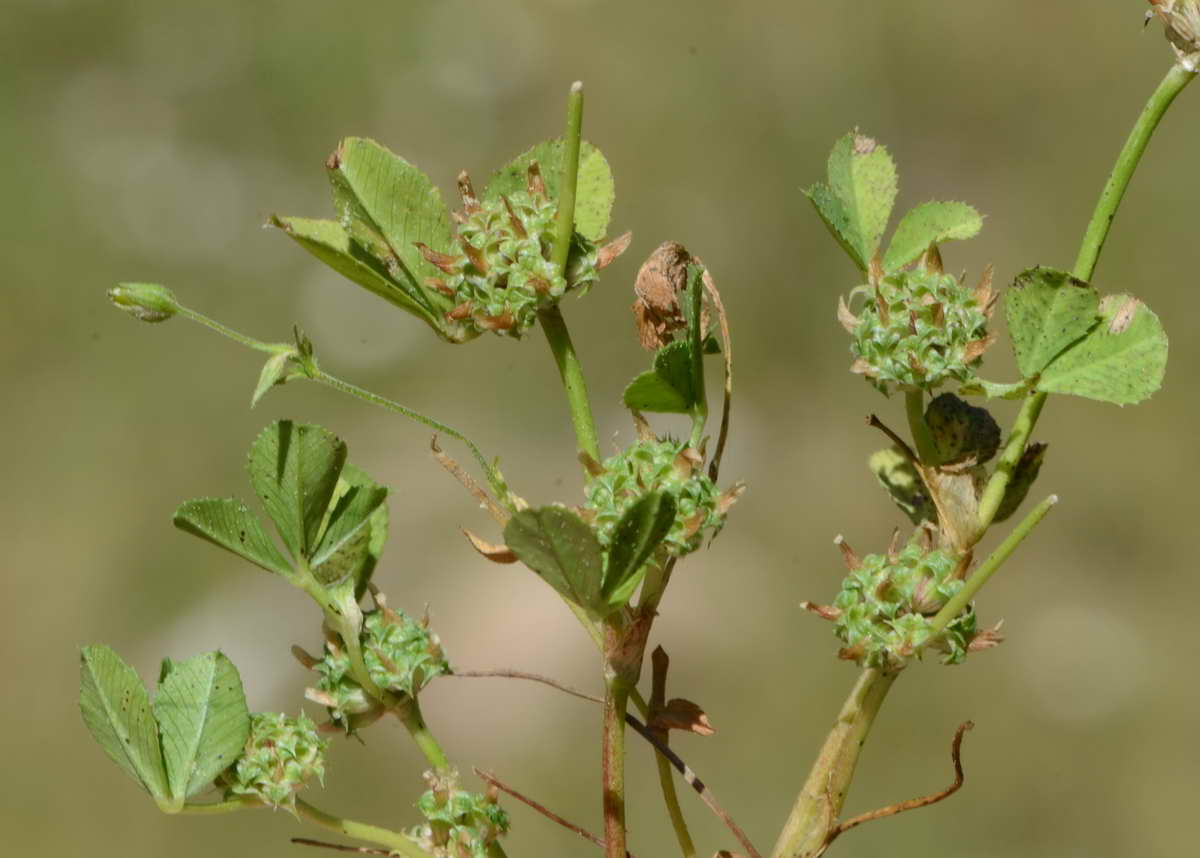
309,608,448,729
223,712,328,812
413,771,510,858
832,540,977,668
584,439,728,557
421,166,601,338
842,265,994,394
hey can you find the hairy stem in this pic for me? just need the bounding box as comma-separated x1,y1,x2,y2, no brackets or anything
602,672,631,858
539,81,601,467
769,668,898,858
294,798,432,858
394,696,452,775
978,63,1194,530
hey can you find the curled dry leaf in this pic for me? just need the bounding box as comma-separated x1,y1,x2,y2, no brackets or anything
649,698,715,736
597,231,633,270
632,241,710,350
463,530,518,564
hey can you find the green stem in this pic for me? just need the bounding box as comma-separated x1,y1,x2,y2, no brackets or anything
176,305,278,353
539,82,601,468
539,304,601,464
977,63,1194,532
655,747,698,858
393,697,452,775
1072,63,1196,283
179,796,262,815
904,390,937,463
294,798,433,858
769,668,898,858
929,495,1057,640
309,368,507,502
602,671,631,858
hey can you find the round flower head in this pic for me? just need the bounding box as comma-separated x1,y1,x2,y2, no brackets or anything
417,165,626,339
809,533,987,669
224,712,328,812
839,263,995,395
584,438,736,558
411,771,510,858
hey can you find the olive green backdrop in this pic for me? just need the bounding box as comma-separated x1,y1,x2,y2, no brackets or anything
4,2,1197,856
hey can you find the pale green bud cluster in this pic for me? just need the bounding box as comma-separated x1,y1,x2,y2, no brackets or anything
412,778,510,858
312,609,448,729
441,190,598,338
846,267,991,395
833,543,976,668
224,712,327,811
584,439,725,557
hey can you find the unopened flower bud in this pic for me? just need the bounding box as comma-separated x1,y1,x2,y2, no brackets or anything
107,282,180,322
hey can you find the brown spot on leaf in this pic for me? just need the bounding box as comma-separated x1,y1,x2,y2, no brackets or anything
852,133,877,155
1106,296,1140,334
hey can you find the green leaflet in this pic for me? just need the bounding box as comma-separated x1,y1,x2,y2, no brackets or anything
602,491,677,610
1005,267,1099,377
246,421,347,562
805,132,897,271
154,652,250,806
504,506,606,618
623,341,696,413
173,498,294,578
269,216,452,336
1036,294,1167,405
326,137,456,303
310,464,389,592
483,139,615,241
883,201,982,272
79,646,169,803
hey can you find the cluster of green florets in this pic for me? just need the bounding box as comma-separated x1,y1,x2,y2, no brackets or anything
845,266,991,394
584,438,726,557
411,773,510,858
311,608,449,729
833,542,976,668
439,185,599,339
222,712,328,812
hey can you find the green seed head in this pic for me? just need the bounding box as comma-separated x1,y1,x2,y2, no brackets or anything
412,771,510,858
107,282,180,323
224,712,328,812
584,438,729,557
841,265,993,395
424,165,600,339
308,608,448,731
832,539,976,668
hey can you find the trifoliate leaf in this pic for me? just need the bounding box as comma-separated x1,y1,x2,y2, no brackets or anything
310,463,389,593
1036,294,1167,405
504,506,605,617
80,646,169,803
246,421,347,562
1005,267,1099,378
154,652,250,805
805,132,897,271
883,201,982,272
623,341,696,414
483,139,614,241
603,491,676,610
173,498,294,579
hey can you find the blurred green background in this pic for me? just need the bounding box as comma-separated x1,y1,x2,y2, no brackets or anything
5,1,1198,856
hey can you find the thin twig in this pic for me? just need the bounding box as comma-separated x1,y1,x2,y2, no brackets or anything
430,436,508,525
820,721,975,855
473,769,638,858
448,668,602,705
624,715,762,858
291,838,392,855
700,267,733,482
866,414,919,464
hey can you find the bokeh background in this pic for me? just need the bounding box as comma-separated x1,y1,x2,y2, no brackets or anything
4,2,1198,856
